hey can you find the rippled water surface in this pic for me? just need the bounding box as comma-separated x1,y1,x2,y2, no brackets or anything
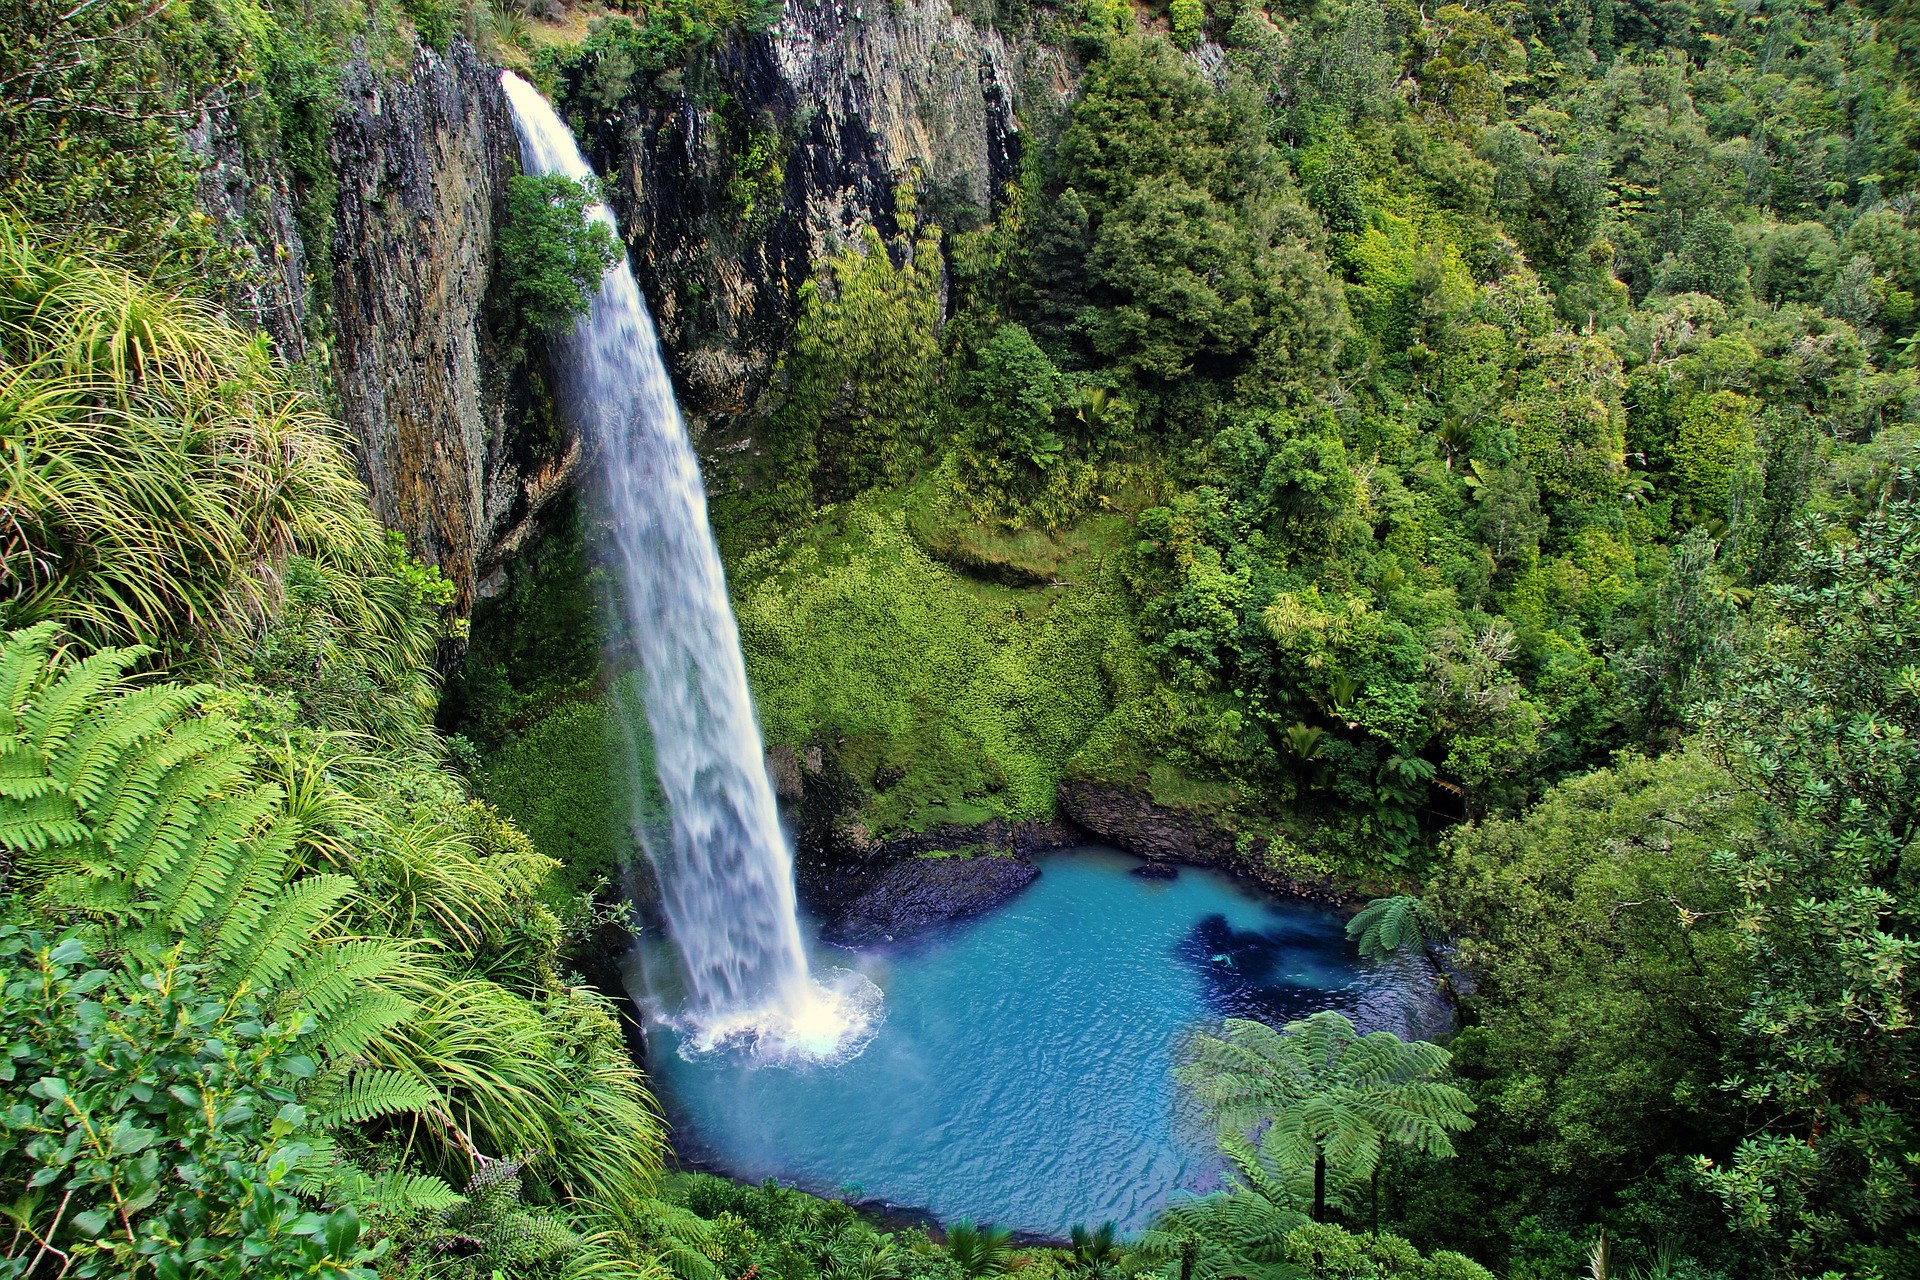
640,847,1443,1237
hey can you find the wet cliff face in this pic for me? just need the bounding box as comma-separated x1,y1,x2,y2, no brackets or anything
327,40,577,611
569,0,1060,442
188,100,313,364
193,9,1068,613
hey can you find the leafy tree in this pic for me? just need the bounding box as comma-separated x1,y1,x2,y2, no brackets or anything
1420,750,1754,1238
1180,1012,1474,1222
1034,36,1347,421
1612,529,1740,745
0,0,244,273
1694,491,1920,1275
953,322,1095,524
1169,0,1205,49
1667,392,1755,527
964,323,1066,470
496,174,619,337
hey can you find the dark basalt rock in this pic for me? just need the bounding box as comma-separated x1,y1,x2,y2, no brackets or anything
1058,778,1346,903
328,39,578,617
821,855,1038,947
1130,861,1178,880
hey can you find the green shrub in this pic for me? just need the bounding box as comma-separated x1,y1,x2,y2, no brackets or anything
766,226,943,508
497,174,619,339
0,220,398,664
0,924,378,1279
1168,0,1205,49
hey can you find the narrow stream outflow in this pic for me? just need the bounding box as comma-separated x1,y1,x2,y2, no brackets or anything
500,73,876,1061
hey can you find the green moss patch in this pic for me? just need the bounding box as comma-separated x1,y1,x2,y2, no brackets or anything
478,696,625,895
734,490,1157,836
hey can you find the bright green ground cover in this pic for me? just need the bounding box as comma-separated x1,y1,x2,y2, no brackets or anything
730,487,1156,834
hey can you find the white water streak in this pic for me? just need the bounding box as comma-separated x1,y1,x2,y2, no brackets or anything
501,73,874,1060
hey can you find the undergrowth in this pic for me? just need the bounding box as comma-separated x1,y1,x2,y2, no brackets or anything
731,491,1154,835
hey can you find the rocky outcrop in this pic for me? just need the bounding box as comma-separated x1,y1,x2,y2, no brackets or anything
1058,779,1344,902
822,853,1039,946
187,99,313,363
573,0,1071,440
328,40,574,610
1057,779,1238,864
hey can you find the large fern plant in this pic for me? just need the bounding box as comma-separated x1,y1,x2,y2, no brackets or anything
1178,1010,1475,1223
1345,895,1446,961
0,622,413,1050
0,623,664,1214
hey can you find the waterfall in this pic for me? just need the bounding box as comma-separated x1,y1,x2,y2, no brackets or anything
500,72,877,1062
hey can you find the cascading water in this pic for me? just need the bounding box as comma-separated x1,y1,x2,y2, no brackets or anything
500,72,878,1063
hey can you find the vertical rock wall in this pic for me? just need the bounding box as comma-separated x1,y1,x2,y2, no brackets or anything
193,9,1072,611
188,100,314,364
327,40,575,609
573,0,1059,440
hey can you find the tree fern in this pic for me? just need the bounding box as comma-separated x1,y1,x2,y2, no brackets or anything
1179,1011,1474,1221
1133,1154,1303,1280
1345,895,1445,961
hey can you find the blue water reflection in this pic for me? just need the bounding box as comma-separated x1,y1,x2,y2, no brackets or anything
640,847,1443,1238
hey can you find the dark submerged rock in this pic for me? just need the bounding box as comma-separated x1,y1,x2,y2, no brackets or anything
1130,861,1178,880
822,855,1039,947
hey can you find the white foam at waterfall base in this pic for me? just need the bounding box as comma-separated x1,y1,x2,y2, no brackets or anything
499,71,879,1066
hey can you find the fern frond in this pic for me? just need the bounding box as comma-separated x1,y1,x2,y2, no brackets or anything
202,811,301,952
355,1169,465,1215
151,782,284,932
310,989,417,1059
17,644,147,753
218,873,354,991
52,683,203,806
313,1068,443,1128
0,623,63,731
0,791,85,854
97,730,249,881
0,738,54,799
284,936,413,1022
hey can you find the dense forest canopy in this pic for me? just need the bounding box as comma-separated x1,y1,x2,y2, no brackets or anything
2,0,1918,1273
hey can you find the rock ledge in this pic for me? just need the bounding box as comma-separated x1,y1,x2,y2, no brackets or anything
821,854,1039,947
